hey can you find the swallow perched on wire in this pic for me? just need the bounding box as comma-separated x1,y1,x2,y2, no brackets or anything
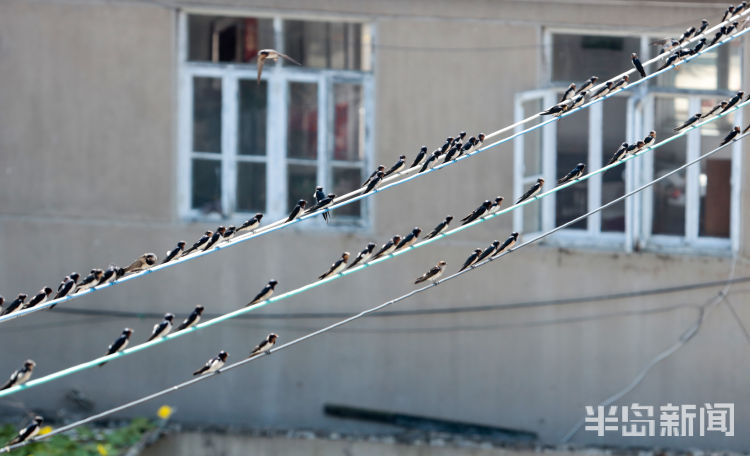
309,192,335,222
193,350,228,376
720,126,741,145
675,113,702,131
237,213,263,235
396,227,421,250
426,216,453,239
721,91,744,112
249,333,278,357
559,83,576,102
493,232,519,257
453,131,467,145
286,200,307,223
735,1,747,16
0,360,35,390
558,163,586,185
177,305,205,331
256,49,301,85
411,146,428,168
705,100,727,117
385,155,406,177
54,272,80,300
642,131,657,148
610,75,630,91
248,280,278,306
201,227,225,251
569,91,588,110
184,231,212,256
708,30,724,47
414,260,447,284
99,328,133,366
576,76,598,94
22,287,53,310
458,136,479,157
347,242,376,269
419,150,441,173
161,241,186,264
722,5,735,22
690,37,707,55
147,313,175,341
697,19,710,35
373,235,401,259
97,266,124,286
123,253,158,274
363,165,385,187
476,240,501,264
679,26,696,44
5,416,43,446
627,141,646,156
459,248,484,272
540,98,574,116
363,171,385,194
461,200,492,225
631,53,646,78
1,294,27,316
590,81,614,99
76,269,104,292
724,21,740,36
318,252,349,280
517,178,545,204
222,225,236,241
489,196,504,214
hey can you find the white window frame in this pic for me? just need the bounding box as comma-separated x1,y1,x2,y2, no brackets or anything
513,28,742,255
176,11,376,229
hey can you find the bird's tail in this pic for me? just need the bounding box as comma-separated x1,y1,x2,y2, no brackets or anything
193,368,206,376
0,381,11,391
414,277,426,284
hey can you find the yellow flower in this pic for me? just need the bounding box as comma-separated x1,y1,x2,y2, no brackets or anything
96,443,108,455
38,426,52,435
157,405,174,420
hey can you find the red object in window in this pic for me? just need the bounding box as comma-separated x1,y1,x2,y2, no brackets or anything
243,18,259,62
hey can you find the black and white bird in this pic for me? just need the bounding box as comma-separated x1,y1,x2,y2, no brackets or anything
53,273,80,301
414,260,447,284
286,200,307,223
193,350,228,376
488,196,504,214
453,131,467,145
558,163,586,185
237,213,264,235
459,248,484,272
590,81,614,99
569,91,587,110
705,101,727,117
559,83,576,102
631,53,646,78
256,49,300,85
363,165,385,187
708,30,724,47
607,143,629,165
1,360,36,390
410,146,428,168
318,252,350,280
674,113,702,131
679,26,696,44
419,150,441,173
147,313,175,341
309,192,335,223
5,416,43,446
249,333,278,357
22,288,52,310
439,137,454,155
642,131,657,148
493,232,519,257
99,328,133,366
697,19,710,35
202,227,226,251
457,136,479,158
363,171,385,194
735,1,747,16
627,141,646,156
97,266,124,286
123,253,158,274
177,305,205,331
348,242,377,269
719,126,741,145
690,37,707,55
184,231,213,256
1,294,27,316
722,5,735,22
576,76,598,94
373,235,401,259
396,227,421,250
540,98,573,116
76,269,104,292
721,91,744,112
248,280,278,306
222,225,236,241
442,145,461,163
426,216,453,239
162,241,186,264
610,75,630,91
476,240,501,264
461,200,493,225
517,178,545,204
385,155,407,177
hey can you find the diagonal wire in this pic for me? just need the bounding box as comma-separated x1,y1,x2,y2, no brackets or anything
722,295,750,346
4,11,747,323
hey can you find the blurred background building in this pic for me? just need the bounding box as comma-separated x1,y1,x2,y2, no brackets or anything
0,0,748,453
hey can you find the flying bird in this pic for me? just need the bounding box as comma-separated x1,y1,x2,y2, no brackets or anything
459,248,484,272
0,360,36,390
558,163,586,185
576,76,598,94
373,235,401,259
493,232,519,257
631,53,646,78
674,113,702,131
237,213,263,235
5,416,43,446
184,231,212,256
559,83,576,102
177,305,205,331
123,253,157,274
318,252,350,280
347,242,377,269
719,126,741,145
517,178,545,204
249,333,278,357
248,280,278,306
414,260,447,284
147,313,175,341
286,200,307,223
193,350,228,376
162,241,186,264
1,294,27,316
22,288,52,310
411,146,428,168
396,227,421,250
426,216,453,239
256,49,300,85
99,328,133,366
385,155,407,177
476,240,501,264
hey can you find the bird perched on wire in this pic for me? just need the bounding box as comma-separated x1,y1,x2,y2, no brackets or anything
559,83,576,102
410,146,428,168
147,313,175,341
419,150,441,173
247,280,278,306
674,113,702,131
373,235,401,260
494,232,519,257
255,49,301,85
590,81,614,100
363,171,385,194
308,190,335,223
76,269,104,293
690,37,707,55
97,265,124,287
162,241,186,264
22,287,53,310
318,252,349,280
610,75,630,91
704,100,727,117
396,227,421,250
642,131,657,149
53,273,80,304
99,328,133,366
461,200,492,225
385,155,407,177
576,76,598,94
5,416,43,446
203,227,226,251
558,163,586,186
697,19,710,35
236,213,263,235
0,360,36,390
631,53,646,78
488,196,504,214
459,248,484,272
719,126,741,145
475,240,501,264
721,91,744,112
678,26,696,44
1,293,27,316
249,333,278,357
184,231,212,256
626,141,646,156
177,305,205,331
222,225,236,241
414,260,447,285
426,216,453,239
123,253,157,274
363,165,385,187
722,5,735,22
347,242,377,269
517,178,545,204
286,200,307,223
193,350,228,376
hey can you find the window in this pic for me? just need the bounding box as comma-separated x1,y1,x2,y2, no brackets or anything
178,14,374,225
514,31,742,254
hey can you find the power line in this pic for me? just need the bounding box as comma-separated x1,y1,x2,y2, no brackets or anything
0,98,745,399
3,11,745,323
1,130,744,453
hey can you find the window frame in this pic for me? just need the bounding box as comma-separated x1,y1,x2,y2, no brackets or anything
176,11,376,229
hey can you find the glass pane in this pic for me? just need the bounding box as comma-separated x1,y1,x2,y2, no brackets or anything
652,38,741,91
237,162,266,212
652,97,688,236
333,83,364,161
287,82,318,159
601,97,628,232
522,98,543,176
192,159,222,213
193,77,222,153
238,80,267,156
333,167,362,217
552,34,640,83
698,98,733,238
556,100,588,230
188,15,274,63
522,199,542,233
284,20,368,70
287,164,317,212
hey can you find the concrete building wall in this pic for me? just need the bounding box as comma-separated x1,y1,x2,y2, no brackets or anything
0,0,748,452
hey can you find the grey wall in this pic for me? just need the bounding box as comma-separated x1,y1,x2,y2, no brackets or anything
0,0,749,452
